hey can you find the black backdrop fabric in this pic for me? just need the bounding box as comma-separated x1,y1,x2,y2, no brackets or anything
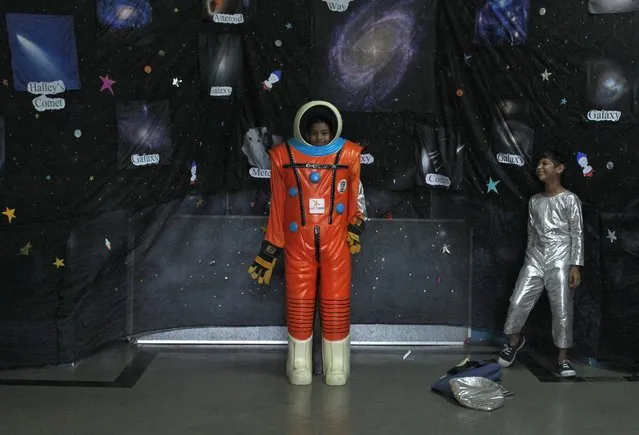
0,0,638,368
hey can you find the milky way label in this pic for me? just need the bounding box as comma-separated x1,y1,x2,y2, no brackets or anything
323,0,353,12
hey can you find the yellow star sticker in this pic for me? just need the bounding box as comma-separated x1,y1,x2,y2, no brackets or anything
2,207,16,223
196,198,204,208
34,113,39,119
19,242,33,256
53,257,65,268
89,176,95,182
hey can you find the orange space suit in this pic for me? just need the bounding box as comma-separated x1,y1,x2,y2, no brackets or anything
248,101,365,386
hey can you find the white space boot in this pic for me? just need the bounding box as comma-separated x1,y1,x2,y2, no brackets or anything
323,335,350,386
286,334,312,385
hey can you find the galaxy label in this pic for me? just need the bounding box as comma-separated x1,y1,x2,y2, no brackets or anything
27,80,65,95
323,0,353,12
213,13,244,24
496,153,524,166
425,173,451,188
210,86,233,97
586,110,621,122
131,153,160,166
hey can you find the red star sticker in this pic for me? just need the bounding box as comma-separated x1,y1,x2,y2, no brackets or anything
385,212,393,222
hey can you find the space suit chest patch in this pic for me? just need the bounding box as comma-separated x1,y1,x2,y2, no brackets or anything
337,179,347,194
309,198,326,214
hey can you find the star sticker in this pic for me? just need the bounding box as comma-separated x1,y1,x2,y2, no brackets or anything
464,53,472,65
89,176,95,181
1,78,8,87
606,229,617,243
486,178,500,193
560,98,567,105
442,244,451,254
53,257,65,268
2,207,16,223
34,113,40,119
99,75,116,95
172,78,182,87
19,242,33,256
260,225,267,233
285,22,293,29
541,69,552,81
196,198,205,208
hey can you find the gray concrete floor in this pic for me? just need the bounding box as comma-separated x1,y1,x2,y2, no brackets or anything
0,343,637,435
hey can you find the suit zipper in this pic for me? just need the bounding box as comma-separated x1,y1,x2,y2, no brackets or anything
314,225,320,262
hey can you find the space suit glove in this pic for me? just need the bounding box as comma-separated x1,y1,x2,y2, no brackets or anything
347,217,366,255
248,240,281,286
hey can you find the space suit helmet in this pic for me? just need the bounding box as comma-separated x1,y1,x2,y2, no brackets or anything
293,100,343,146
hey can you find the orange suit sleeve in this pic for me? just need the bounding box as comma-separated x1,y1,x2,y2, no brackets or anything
265,149,286,249
347,144,364,225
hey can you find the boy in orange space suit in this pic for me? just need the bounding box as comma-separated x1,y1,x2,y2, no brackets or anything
248,101,366,386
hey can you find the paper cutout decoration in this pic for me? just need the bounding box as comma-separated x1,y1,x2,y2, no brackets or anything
97,0,152,29
199,30,243,98
5,13,81,92
190,161,198,185
19,242,32,256
116,100,173,169
100,75,116,95
576,152,595,177
486,178,500,193
2,207,16,223
261,70,281,91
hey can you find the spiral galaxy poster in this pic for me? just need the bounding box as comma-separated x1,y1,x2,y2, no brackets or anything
312,0,436,113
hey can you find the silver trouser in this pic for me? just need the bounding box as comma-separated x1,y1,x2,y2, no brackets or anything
503,262,573,348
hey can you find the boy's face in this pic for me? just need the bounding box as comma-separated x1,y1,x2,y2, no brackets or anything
536,157,564,182
307,122,332,146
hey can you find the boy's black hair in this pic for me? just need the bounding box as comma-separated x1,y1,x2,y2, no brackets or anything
305,115,333,135
537,149,567,168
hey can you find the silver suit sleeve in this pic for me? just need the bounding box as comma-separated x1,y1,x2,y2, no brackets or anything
569,195,585,266
526,198,534,252
357,181,368,220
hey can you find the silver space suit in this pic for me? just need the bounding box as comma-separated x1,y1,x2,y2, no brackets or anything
503,191,584,348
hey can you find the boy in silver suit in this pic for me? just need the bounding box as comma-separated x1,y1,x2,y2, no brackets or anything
498,150,584,378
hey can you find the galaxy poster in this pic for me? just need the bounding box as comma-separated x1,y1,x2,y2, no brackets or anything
97,0,152,29
589,0,639,14
198,30,243,98
312,0,436,113
490,100,534,168
473,0,530,47
116,100,173,170
5,13,81,92
584,59,639,123
202,0,254,24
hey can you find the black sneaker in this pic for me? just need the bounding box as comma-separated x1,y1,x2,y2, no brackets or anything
498,336,526,368
557,360,576,378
